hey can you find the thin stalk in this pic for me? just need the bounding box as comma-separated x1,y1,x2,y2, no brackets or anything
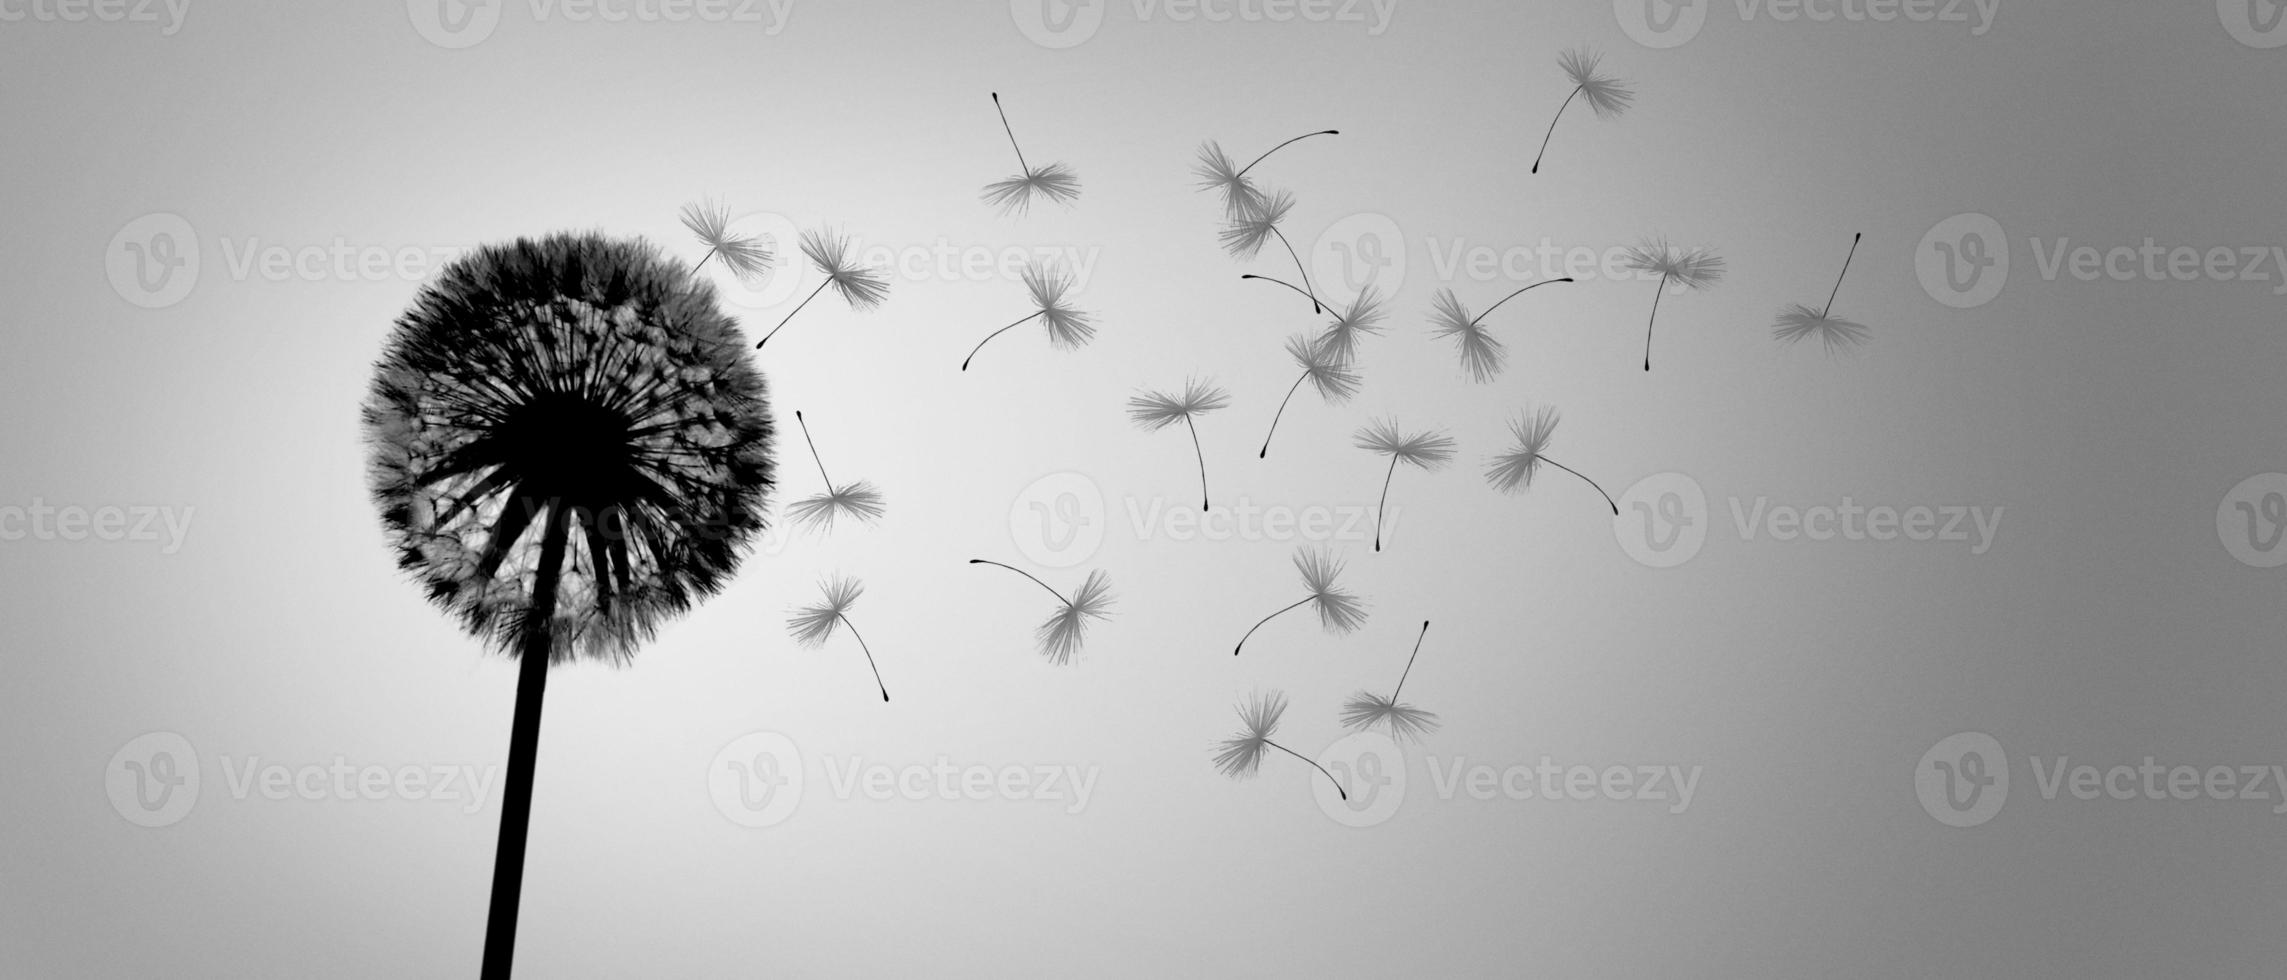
1469,277,1574,329
758,279,830,348
793,410,835,495
1388,620,1431,701
1642,272,1668,372
839,614,889,702
1543,457,1618,515
1266,739,1347,800
963,310,1044,371
1822,232,1862,317
692,248,717,276
1258,372,1309,459
1235,129,1339,179
1184,414,1210,511
1240,274,1319,306
480,501,569,980
1531,85,1583,175
991,92,1029,174
1373,454,1398,552
1233,596,1312,656
1268,227,1321,314
968,559,1071,605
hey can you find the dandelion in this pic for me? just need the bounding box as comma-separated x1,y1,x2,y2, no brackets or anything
1355,418,1456,552
1220,188,1321,313
1485,405,1616,515
1192,129,1338,222
679,198,775,282
1258,332,1361,459
785,410,885,532
1624,239,1725,372
981,92,1081,215
1128,378,1231,511
756,227,890,349
968,560,1115,664
362,233,774,978
1212,689,1347,800
1427,278,1574,383
1314,285,1388,367
1232,546,1368,656
1773,232,1869,354
1339,621,1441,743
787,576,890,702
1531,46,1635,175
962,259,1096,371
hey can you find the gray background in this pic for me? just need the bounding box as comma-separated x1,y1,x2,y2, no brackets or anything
5,0,2287,976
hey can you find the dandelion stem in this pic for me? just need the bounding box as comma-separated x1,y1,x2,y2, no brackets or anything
1373,454,1398,552
838,614,889,702
1643,272,1668,372
692,248,717,276
968,559,1070,605
1234,596,1313,656
1531,85,1583,175
481,501,569,980
1543,457,1618,515
793,410,835,494
1235,129,1339,179
1470,277,1574,329
1240,274,1319,306
1259,372,1309,459
759,280,831,348
1184,414,1210,511
991,92,1029,175
1390,620,1431,701
962,310,1044,371
1268,227,1322,314
1822,232,1862,317
1266,738,1347,800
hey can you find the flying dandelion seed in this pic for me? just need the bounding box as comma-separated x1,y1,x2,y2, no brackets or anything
1427,278,1574,383
1624,239,1725,372
1220,188,1321,313
1212,689,1347,800
1531,46,1635,175
1773,232,1869,354
981,92,1081,216
787,576,890,702
968,560,1115,664
678,198,776,283
1355,418,1456,552
1192,129,1338,222
1314,285,1388,367
1232,546,1368,656
1258,332,1362,459
1128,378,1231,511
756,227,890,349
1485,405,1617,515
362,232,773,979
1339,621,1441,743
786,410,885,533
962,259,1097,371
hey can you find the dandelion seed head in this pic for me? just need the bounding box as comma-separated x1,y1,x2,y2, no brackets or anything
1035,568,1114,665
1127,378,1232,431
1427,288,1507,383
789,480,886,532
1485,406,1561,494
1625,239,1726,290
983,161,1083,216
1316,286,1387,367
1559,46,1635,120
1294,546,1368,634
1340,691,1442,743
1355,417,1456,471
799,227,891,310
1218,188,1296,259
1286,332,1362,403
1023,260,1097,349
678,199,776,282
1773,302,1870,353
1193,140,1266,222
788,576,863,648
1212,689,1289,779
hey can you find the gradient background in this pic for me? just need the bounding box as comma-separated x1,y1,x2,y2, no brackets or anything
6,0,2287,976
